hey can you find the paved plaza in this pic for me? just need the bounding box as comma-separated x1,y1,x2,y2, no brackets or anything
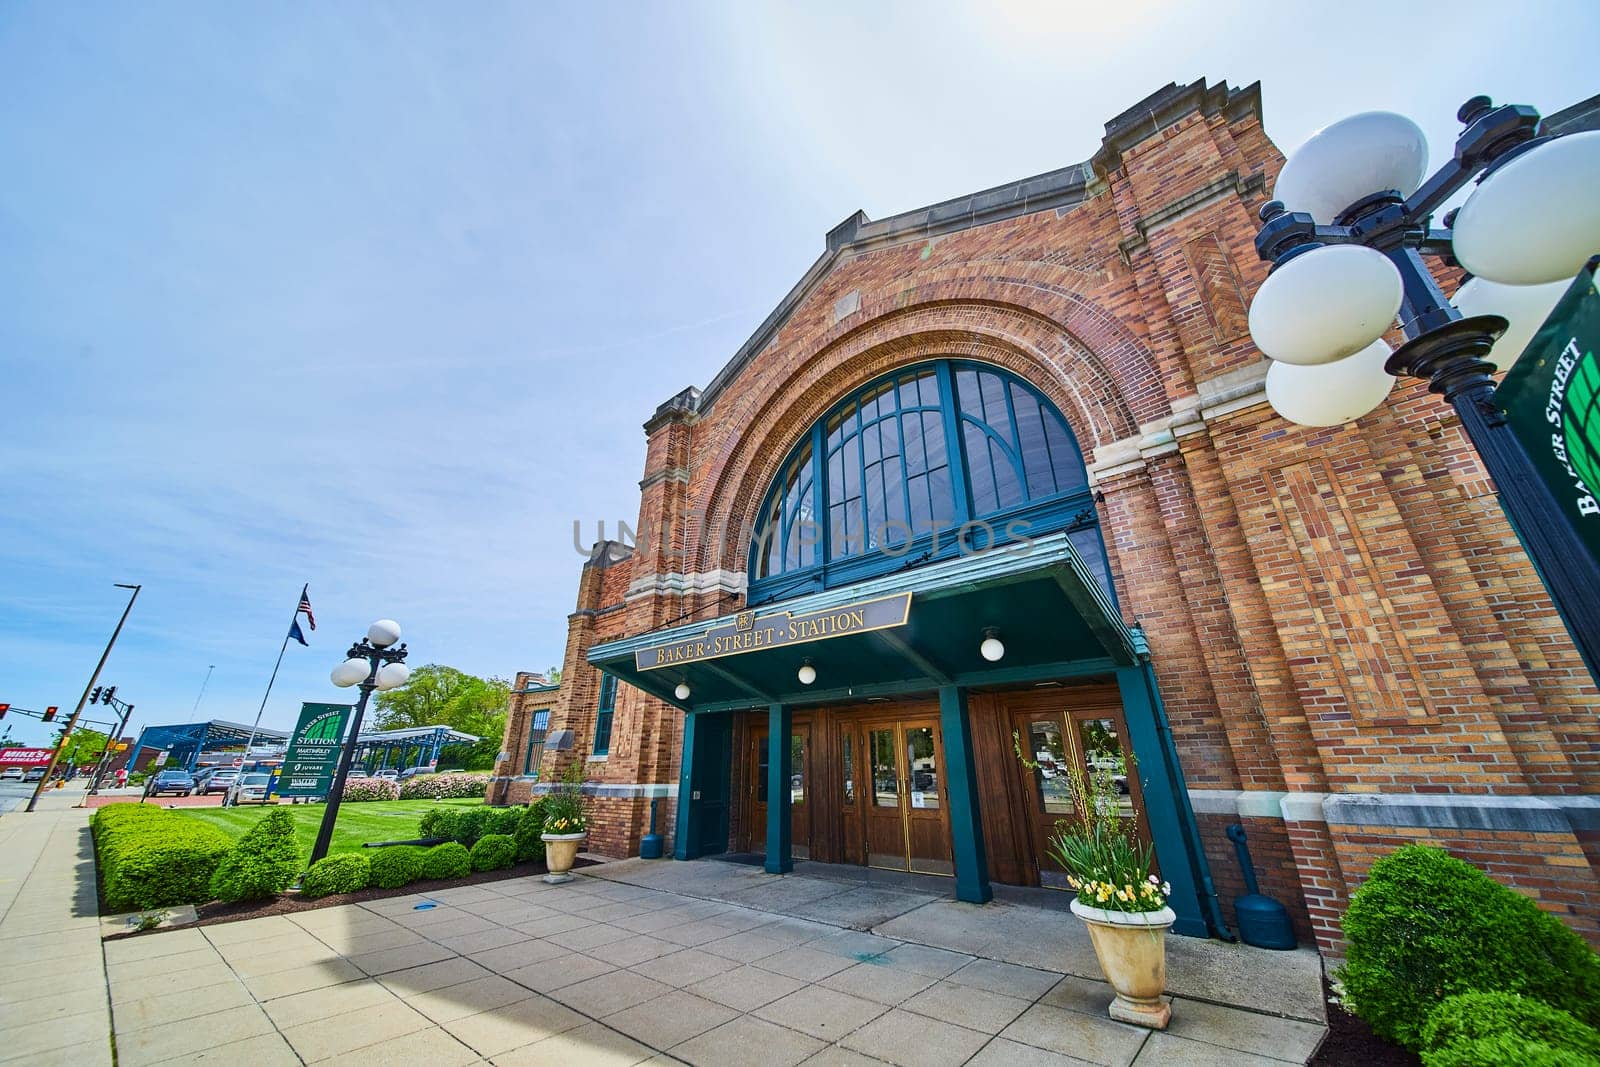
1,797,1327,1065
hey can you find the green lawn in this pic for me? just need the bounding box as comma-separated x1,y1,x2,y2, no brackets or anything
179,797,485,863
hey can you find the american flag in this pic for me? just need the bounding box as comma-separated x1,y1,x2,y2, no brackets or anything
297,585,316,631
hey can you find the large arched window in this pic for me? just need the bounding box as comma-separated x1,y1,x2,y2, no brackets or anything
750,360,1111,602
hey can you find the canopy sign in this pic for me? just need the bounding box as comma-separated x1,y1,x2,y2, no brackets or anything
1496,267,1600,564
0,748,54,765
276,702,354,798
635,592,911,671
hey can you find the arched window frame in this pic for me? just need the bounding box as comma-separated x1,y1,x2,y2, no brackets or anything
748,360,1113,605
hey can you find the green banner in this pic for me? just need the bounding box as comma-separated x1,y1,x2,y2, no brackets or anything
276,702,354,798
1495,268,1600,563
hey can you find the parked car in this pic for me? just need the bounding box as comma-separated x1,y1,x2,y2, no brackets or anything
197,768,240,796
144,769,195,797
223,773,272,806
24,767,46,783
374,769,400,782
397,766,427,780
345,768,369,780
1,767,24,781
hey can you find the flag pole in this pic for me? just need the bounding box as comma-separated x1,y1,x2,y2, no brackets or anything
243,587,304,768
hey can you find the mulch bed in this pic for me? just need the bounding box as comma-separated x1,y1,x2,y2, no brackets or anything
1309,969,1419,1067
101,857,599,940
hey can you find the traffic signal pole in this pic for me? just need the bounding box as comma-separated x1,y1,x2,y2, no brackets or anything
26,583,140,813
83,698,134,800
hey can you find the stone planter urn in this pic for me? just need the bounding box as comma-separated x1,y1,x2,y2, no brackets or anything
541,832,586,883
1070,899,1177,1029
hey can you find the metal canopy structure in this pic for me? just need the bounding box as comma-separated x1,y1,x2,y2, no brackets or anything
128,719,290,771
354,724,480,773
587,531,1137,710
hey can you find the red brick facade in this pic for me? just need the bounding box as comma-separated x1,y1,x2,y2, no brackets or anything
511,79,1600,956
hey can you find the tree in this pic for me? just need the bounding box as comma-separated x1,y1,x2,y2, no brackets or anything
373,664,509,770
546,666,563,685
55,726,109,768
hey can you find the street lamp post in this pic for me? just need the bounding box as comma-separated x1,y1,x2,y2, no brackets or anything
308,619,412,867
26,583,141,813
1248,99,1600,682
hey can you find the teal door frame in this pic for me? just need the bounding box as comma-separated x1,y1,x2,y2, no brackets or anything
1116,663,1230,939
939,685,992,903
765,703,793,874
673,711,731,861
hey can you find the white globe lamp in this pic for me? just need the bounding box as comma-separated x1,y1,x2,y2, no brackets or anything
367,619,402,648
797,661,817,686
1453,131,1600,286
374,662,412,691
979,629,1005,662
1452,277,1569,370
1272,111,1429,224
1265,339,1396,427
330,658,370,688
674,682,691,701
1248,244,1403,365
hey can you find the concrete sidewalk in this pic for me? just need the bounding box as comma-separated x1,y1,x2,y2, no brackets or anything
101,866,1324,1065
0,796,114,1066
0,801,1327,1065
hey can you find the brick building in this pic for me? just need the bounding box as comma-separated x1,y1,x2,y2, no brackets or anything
509,79,1600,956
493,671,561,805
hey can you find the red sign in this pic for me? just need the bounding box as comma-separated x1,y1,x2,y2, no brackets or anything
0,748,54,766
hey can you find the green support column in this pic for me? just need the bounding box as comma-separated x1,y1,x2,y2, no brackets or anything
1116,664,1228,938
938,685,992,903
765,703,792,875
674,713,700,861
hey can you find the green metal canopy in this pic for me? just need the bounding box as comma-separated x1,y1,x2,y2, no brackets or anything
587,531,1137,708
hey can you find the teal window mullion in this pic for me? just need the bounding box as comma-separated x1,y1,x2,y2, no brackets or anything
936,362,972,526
1001,383,1027,501
812,422,827,568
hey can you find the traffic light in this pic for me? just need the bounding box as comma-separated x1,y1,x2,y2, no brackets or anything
101,686,116,705
41,706,58,722
90,687,102,704
0,703,9,719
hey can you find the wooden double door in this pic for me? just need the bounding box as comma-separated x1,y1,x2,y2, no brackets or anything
844,714,954,875
1007,692,1152,889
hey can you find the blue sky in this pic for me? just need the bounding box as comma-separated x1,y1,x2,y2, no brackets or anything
2,1,1597,749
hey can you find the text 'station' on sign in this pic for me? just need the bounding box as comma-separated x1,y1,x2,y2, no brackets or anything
276,702,354,798
635,592,912,671
1496,266,1600,565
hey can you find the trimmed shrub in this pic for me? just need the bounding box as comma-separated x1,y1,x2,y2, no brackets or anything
342,777,400,802
417,804,520,847
421,842,472,880
470,834,516,871
1338,845,1600,1050
1424,1031,1600,1067
515,799,547,862
92,803,236,911
209,809,300,903
301,853,372,898
400,772,492,800
1422,992,1600,1067
369,845,427,889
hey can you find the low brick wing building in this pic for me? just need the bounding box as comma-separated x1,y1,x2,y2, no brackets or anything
512,78,1600,956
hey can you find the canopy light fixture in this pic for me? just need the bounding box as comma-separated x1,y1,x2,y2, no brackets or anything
797,659,817,686
674,682,691,701
980,627,1005,662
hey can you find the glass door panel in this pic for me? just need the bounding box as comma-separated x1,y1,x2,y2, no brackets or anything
791,725,811,860
864,727,904,868
1075,715,1138,828
902,722,953,876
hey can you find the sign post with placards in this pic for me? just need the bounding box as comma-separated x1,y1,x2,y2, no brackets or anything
277,702,354,799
